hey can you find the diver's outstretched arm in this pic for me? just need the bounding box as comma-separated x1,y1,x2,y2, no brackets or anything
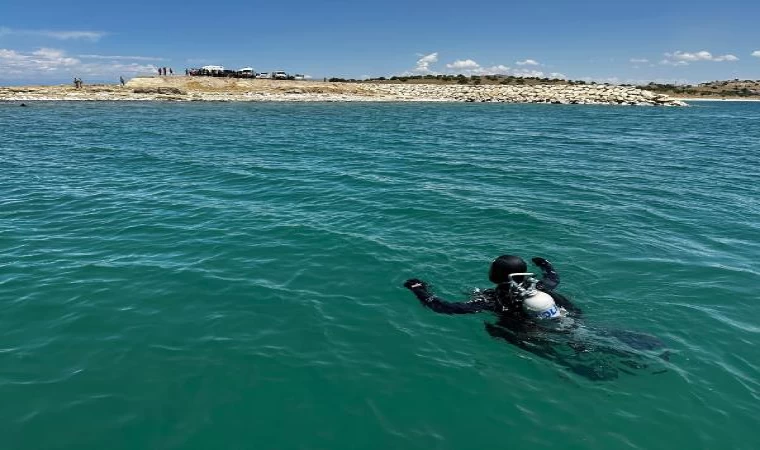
403,279,492,314
532,257,560,291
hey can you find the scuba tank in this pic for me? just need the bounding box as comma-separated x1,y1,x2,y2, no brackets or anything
507,273,565,321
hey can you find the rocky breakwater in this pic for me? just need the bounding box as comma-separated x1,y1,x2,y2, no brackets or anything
362,83,687,106
0,77,686,105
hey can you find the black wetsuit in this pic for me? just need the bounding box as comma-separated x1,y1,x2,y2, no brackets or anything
409,282,579,317
405,257,580,319
404,258,667,381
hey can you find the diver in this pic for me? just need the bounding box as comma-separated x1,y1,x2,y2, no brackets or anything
403,255,668,381
404,255,580,321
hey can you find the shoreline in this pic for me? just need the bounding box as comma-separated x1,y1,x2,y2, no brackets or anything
673,97,760,102
0,77,688,106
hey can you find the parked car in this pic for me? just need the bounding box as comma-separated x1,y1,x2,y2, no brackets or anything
257,72,270,79
237,67,255,78
273,71,288,80
294,74,305,80
201,65,225,72
200,65,225,76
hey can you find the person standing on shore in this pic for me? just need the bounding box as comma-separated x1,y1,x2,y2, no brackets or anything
120,76,125,87
157,67,161,76
169,68,173,76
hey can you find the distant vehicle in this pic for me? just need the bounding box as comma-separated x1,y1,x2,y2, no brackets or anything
273,71,287,80
257,72,271,79
237,67,255,77
294,74,305,80
201,65,225,74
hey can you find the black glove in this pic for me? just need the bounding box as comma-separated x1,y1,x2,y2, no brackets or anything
403,278,428,291
531,257,559,290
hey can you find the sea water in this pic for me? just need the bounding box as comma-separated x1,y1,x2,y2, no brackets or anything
1,101,759,449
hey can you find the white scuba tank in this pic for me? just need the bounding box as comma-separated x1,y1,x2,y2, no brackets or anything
522,290,563,321
506,272,565,321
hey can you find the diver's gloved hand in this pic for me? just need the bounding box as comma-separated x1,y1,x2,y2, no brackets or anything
531,257,560,291
404,278,434,303
403,278,428,292
531,257,552,269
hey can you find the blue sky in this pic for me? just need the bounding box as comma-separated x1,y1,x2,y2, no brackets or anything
1,0,759,85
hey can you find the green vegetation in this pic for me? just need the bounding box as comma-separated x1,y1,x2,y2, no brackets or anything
341,74,568,86
643,80,760,98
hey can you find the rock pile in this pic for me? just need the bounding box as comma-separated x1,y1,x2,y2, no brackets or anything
132,87,186,95
0,78,687,106
361,83,687,106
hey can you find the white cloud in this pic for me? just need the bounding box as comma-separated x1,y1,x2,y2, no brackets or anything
469,64,512,75
0,48,21,57
402,54,564,79
43,31,105,41
481,64,511,74
0,27,105,41
660,59,689,67
630,58,649,63
0,47,80,73
664,50,739,63
0,47,156,80
443,59,514,76
670,51,711,61
516,59,540,66
446,59,479,70
414,52,438,73
78,54,166,62
511,69,545,78
32,47,80,67
751,50,760,58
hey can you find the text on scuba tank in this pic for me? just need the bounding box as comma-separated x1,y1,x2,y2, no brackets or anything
536,306,559,320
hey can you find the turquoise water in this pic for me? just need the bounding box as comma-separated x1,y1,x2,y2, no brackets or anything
1,101,759,449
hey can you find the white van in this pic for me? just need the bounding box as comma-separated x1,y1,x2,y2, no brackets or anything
201,65,225,75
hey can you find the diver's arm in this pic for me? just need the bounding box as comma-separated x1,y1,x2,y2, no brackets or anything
532,257,560,291
403,279,492,314
532,258,582,314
